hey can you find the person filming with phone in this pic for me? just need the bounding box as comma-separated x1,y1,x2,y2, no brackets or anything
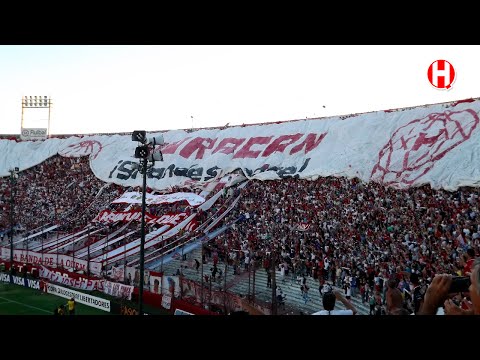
418,257,480,315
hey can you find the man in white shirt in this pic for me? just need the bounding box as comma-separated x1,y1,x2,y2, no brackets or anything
312,289,357,315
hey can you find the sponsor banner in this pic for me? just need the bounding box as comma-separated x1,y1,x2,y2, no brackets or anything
0,272,10,283
103,280,134,300
2,98,480,191
111,192,205,207
20,127,47,141
11,275,26,287
24,278,41,290
39,266,104,291
93,210,188,226
46,283,111,312
0,272,43,291
0,247,102,275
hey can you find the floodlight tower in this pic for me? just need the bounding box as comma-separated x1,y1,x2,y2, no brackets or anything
131,131,164,315
21,96,52,139
8,167,19,283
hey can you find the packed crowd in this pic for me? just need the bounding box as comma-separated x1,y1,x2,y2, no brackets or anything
2,152,479,315
203,177,480,315
0,155,124,236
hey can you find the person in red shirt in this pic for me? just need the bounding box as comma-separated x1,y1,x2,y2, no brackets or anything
462,248,476,276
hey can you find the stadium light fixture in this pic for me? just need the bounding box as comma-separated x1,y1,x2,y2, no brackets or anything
132,131,164,315
23,95,50,108
21,95,52,139
132,130,147,144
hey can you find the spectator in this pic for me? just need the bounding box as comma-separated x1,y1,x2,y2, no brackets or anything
386,284,409,315
418,259,479,315
410,273,426,315
444,258,480,315
312,289,357,315
67,297,76,315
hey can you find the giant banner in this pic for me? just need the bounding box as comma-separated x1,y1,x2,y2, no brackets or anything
1,98,480,190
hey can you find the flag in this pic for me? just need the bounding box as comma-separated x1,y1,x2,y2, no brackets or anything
297,223,310,232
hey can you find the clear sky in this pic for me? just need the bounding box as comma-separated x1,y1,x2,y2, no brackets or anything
0,45,479,135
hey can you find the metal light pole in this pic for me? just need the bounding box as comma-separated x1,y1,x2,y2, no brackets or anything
72,235,75,271
223,244,228,314
160,236,164,273
9,168,18,283
132,130,164,316
271,252,277,315
247,258,251,300
124,235,127,284
138,157,147,316
41,233,44,267
252,258,256,303
87,228,91,277
56,231,59,269
200,242,204,307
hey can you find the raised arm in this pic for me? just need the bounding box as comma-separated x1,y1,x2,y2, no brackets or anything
334,289,357,315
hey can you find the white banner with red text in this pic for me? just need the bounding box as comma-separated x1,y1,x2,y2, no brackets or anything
93,210,188,226
2,98,480,190
39,266,104,291
0,246,102,275
103,280,134,300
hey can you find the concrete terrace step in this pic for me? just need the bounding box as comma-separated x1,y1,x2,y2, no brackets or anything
153,249,370,315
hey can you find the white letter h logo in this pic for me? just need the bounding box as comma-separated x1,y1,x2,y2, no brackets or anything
432,61,450,87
